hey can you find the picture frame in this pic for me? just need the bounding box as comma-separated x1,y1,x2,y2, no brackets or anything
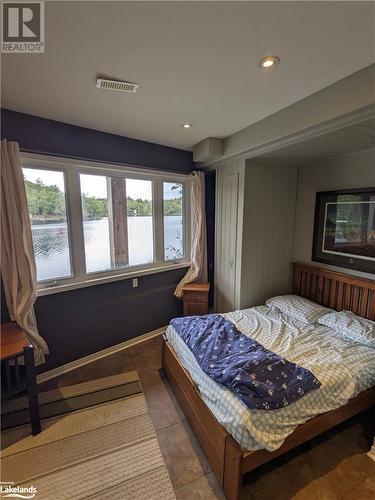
312,188,375,274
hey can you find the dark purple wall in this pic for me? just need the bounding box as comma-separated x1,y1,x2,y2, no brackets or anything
1,109,195,372
205,170,216,308
35,268,187,370
1,109,193,173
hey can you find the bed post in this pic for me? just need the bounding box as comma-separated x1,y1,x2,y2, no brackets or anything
223,435,243,500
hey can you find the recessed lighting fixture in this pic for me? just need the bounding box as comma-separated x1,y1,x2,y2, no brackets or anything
258,56,280,69
182,123,193,129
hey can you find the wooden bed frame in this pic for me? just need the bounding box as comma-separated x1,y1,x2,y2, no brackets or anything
161,263,375,500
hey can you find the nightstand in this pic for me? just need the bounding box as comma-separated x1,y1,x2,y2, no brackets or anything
1,322,41,435
182,283,210,316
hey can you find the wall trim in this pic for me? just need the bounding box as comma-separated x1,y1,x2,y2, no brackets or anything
37,326,167,384
37,262,190,297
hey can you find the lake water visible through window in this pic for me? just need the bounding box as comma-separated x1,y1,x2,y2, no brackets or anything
31,216,183,281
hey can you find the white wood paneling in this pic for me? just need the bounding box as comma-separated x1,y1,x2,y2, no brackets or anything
213,120,374,313
215,159,245,312
258,117,375,166
216,173,238,312
240,161,298,308
214,158,297,311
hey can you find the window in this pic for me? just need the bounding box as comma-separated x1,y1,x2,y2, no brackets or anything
164,182,184,260
80,174,154,272
126,178,154,266
23,168,72,282
80,174,111,273
22,155,190,293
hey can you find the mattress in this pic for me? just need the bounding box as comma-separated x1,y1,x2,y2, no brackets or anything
166,305,375,452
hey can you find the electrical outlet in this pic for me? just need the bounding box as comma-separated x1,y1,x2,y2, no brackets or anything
132,278,138,288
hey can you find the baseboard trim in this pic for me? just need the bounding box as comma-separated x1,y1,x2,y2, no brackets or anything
37,326,167,385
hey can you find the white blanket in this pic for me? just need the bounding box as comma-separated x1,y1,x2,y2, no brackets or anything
166,306,375,451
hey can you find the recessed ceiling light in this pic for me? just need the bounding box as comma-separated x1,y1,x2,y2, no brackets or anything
182,123,193,129
259,56,280,69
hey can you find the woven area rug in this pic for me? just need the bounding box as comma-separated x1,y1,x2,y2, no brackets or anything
1,372,175,500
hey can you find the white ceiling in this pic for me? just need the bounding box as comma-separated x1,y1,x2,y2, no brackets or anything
2,1,375,151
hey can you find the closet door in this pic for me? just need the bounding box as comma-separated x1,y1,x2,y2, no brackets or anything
216,172,238,312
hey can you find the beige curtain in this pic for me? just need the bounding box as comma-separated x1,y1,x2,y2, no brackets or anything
1,140,49,365
174,171,207,298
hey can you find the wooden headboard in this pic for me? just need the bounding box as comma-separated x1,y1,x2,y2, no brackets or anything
292,263,375,320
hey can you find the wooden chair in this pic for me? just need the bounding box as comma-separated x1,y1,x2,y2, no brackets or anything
1,322,41,435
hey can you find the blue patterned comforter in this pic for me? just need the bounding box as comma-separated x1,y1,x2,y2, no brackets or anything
170,314,321,410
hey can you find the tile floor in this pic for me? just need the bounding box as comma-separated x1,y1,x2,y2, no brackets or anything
39,335,375,500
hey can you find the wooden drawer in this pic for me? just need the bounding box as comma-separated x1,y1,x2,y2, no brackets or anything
183,292,208,303
183,301,208,316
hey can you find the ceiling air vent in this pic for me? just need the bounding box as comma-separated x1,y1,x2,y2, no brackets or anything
96,77,139,93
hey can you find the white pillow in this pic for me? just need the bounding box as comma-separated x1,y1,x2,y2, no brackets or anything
266,295,332,325
318,310,375,347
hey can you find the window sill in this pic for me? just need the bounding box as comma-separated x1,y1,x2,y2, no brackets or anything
37,261,190,297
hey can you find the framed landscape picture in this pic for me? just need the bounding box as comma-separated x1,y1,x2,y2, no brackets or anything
312,188,375,274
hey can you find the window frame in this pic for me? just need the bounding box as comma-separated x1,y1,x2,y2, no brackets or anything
21,153,191,296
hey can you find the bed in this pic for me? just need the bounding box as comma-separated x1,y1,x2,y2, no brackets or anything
161,263,375,500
